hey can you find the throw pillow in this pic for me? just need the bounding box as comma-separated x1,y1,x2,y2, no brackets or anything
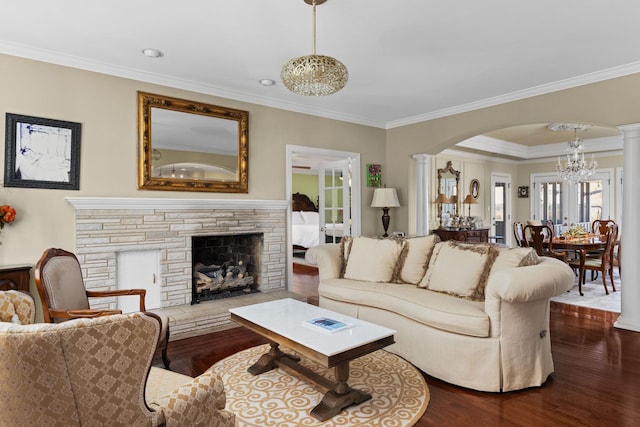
490,247,539,275
395,234,441,284
339,236,353,278
0,299,16,323
419,241,499,301
344,237,405,282
291,211,305,225
300,211,320,225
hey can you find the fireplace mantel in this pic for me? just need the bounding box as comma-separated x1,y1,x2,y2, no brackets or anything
66,197,288,211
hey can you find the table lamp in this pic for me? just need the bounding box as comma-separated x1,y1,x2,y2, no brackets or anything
371,187,400,237
462,194,478,217
434,193,451,229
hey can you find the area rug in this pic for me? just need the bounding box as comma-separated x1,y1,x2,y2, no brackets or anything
550,268,621,312
212,344,429,426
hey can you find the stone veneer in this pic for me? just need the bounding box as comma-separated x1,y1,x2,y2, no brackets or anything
66,197,288,312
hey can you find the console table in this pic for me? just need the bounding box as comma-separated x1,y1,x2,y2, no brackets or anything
0,265,32,292
432,228,489,243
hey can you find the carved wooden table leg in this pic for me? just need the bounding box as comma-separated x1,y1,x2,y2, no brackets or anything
310,360,372,422
247,342,300,375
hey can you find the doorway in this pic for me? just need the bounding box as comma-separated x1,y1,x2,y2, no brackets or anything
490,173,511,246
286,145,361,290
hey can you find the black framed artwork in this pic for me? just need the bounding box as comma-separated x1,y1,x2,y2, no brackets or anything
4,113,81,190
518,186,529,198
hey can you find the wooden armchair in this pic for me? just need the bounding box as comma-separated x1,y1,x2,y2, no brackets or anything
523,224,568,262
34,248,170,367
0,313,235,426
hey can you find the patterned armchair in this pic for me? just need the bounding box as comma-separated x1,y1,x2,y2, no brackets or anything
0,290,35,324
0,312,235,427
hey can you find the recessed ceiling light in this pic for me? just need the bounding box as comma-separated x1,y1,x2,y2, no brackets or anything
259,79,276,87
142,48,164,58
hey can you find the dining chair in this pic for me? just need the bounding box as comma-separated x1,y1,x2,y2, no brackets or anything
523,224,568,262
591,219,616,235
34,247,170,368
586,219,619,279
513,222,526,247
569,223,618,295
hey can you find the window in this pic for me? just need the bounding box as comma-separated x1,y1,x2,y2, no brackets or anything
532,170,614,232
576,180,603,223
538,181,563,225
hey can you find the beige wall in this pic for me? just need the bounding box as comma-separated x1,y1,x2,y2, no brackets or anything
0,52,631,272
0,54,385,273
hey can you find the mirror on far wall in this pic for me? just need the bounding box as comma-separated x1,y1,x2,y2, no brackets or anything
437,160,460,219
138,92,249,193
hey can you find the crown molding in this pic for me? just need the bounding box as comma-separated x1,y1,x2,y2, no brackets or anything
0,42,385,129
4,41,640,131
386,61,640,129
456,134,623,160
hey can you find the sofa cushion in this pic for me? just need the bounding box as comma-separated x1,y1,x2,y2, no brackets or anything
396,235,441,285
344,237,405,282
320,278,489,337
490,247,539,276
419,241,498,301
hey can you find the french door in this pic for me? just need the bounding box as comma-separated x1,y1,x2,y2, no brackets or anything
532,170,613,233
318,159,357,243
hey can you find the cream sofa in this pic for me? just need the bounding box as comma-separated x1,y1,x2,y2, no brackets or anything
306,236,575,392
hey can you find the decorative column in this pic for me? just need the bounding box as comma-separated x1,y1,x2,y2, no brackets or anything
614,124,640,332
413,154,431,236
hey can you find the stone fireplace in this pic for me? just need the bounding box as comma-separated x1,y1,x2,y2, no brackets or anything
191,233,262,303
67,197,288,312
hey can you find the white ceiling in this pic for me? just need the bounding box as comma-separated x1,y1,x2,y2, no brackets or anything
1,0,639,138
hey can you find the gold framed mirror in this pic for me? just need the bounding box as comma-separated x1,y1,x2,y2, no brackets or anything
138,92,249,193
437,160,460,217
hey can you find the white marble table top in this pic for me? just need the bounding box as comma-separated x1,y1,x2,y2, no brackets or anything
229,298,395,357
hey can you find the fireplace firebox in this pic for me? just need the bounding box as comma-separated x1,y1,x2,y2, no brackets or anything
191,233,262,304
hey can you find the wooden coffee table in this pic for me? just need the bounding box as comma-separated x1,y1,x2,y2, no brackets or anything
229,298,395,421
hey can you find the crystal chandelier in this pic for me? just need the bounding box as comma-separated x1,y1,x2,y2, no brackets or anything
281,0,348,96
554,125,597,184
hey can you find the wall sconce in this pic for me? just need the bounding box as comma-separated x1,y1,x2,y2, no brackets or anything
434,193,451,229
371,187,400,237
462,194,478,217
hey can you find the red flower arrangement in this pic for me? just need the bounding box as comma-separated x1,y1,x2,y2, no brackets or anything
0,205,16,229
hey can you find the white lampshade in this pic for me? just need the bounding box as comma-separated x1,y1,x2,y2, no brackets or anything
371,188,400,208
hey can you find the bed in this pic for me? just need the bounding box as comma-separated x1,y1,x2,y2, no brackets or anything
291,193,343,252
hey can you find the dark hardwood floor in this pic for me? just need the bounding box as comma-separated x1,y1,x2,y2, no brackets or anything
165,264,640,426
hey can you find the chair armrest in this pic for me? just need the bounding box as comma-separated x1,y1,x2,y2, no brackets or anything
305,244,342,280
48,308,122,319
86,289,146,311
154,367,235,427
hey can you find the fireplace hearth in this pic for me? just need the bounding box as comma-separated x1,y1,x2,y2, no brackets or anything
192,233,262,304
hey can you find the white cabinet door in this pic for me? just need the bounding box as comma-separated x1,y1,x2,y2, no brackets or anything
117,250,160,312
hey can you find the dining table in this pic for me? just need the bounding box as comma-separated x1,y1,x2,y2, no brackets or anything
551,235,607,296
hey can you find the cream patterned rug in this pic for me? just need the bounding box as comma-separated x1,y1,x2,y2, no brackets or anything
213,344,429,426
550,268,621,312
